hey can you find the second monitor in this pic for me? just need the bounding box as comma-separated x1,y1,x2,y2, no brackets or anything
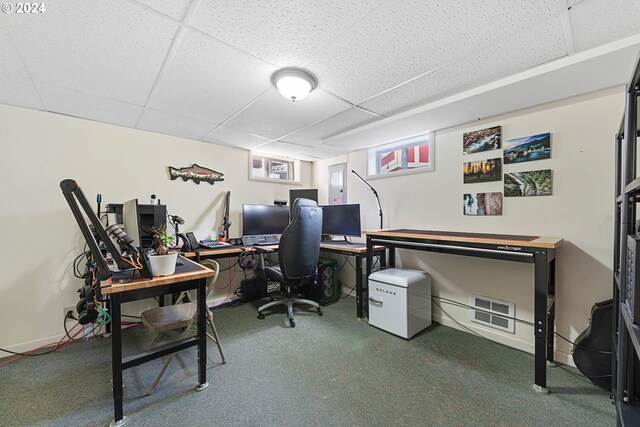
321,204,361,238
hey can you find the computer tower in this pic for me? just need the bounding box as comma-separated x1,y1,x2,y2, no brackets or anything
304,258,340,306
109,203,166,248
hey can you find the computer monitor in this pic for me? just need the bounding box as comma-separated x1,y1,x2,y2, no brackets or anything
122,199,141,248
290,189,318,210
321,204,361,237
242,204,290,236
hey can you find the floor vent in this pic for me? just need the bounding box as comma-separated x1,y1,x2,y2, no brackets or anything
469,294,515,333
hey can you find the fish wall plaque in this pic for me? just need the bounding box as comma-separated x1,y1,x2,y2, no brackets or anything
168,163,224,185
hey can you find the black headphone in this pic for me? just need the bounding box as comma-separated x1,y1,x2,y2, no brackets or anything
76,286,99,325
238,249,257,270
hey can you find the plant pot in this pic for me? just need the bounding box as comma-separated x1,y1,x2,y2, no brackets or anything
148,252,179,277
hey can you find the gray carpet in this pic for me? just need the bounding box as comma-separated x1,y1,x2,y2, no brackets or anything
0,298,614,426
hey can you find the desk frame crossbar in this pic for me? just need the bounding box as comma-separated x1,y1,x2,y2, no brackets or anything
365,233,557,394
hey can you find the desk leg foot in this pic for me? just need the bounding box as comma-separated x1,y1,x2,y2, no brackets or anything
532,384,550,395
546,361,557,368
195,382,209,392
110,416,128,427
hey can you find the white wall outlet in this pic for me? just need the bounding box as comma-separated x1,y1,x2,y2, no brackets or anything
63,306,75,319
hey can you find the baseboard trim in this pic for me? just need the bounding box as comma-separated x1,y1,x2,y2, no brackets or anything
1,333,68,358
432,314,574,367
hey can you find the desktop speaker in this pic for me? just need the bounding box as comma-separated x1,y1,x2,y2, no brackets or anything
304,258,339,306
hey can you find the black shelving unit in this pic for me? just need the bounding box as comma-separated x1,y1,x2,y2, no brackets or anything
614,51,640,426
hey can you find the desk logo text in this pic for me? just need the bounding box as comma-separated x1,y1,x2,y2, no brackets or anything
497,245,523,251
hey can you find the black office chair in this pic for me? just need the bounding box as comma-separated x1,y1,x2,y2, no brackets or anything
256,198,323,327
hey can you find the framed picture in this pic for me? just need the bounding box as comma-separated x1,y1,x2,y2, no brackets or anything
463,192,503,216
504,169,552,197
366,132,435,179
503,133,551,164
463,157,502,184
463,126,501,155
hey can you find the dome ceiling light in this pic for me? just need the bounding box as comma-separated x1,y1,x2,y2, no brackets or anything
272,68,317,102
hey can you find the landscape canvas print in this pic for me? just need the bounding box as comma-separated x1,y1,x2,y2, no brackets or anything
463,192,503,216
463,158,502,183
503,132,551,164
463,126,501,155
504,169,552,197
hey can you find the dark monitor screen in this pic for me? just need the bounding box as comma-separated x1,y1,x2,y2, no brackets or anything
242,204,290,236
321,204,361,237
122,199,141,248
290,189,318,208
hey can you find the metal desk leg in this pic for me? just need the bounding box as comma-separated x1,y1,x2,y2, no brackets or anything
547,258,556,367
110,294,127,427
533,249,549,395
364,236,373,320
355,254,363,320
389,246,396,268
195,278,209,391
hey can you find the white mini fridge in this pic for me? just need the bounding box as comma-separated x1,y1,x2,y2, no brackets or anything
368,268,432,339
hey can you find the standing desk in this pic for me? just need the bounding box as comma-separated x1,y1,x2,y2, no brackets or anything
183,243,385,319
364,229,563,394
102,257,215,427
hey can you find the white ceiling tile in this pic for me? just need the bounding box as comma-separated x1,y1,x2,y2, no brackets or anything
149,29,276,124
360,16,568,116
132,0,192,20
190,0,386,67
225,87,351,140
295,144,351,159
202,125,271,150
0,77,43,110
0,20,29,79
303,0,559,104
570,0,640,51
9,0,179,105
283,108,382,144
38,83,143,127
137,108,216,140
293,153,325,161
252,140,312,157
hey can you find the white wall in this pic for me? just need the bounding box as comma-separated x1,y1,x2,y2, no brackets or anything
0,104,312,355
313,87,623,365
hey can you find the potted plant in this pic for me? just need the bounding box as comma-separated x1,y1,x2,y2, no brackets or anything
148,223,178,276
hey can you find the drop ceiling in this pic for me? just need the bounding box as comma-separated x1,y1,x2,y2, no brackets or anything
1,0,639,161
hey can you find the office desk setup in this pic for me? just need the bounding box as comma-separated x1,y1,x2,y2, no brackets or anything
183,242,386,319
364,229,563,395
102,257,214,427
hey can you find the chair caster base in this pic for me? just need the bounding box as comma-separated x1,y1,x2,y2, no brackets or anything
110,417,128,427
288,317,295,328
532,384,549,395
257,313,265,320
317,308,323,316
195,382,209,392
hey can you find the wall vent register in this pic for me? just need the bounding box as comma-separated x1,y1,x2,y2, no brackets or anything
469,294,515,333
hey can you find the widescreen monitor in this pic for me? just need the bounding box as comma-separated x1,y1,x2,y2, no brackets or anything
242,204,290,236
321,204,361,237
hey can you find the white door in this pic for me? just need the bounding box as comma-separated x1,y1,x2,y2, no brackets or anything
328,163,347,204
